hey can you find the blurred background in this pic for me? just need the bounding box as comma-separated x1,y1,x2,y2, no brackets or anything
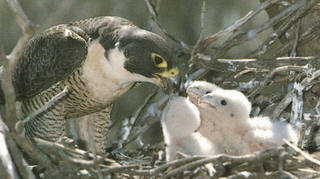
0,0,269,56
0,0,272,148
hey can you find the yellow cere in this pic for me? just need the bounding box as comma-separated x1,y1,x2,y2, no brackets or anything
158,68,179,78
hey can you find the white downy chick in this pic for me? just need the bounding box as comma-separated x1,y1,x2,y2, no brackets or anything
186,81,221,106
161,95,217,161
198,89,298,155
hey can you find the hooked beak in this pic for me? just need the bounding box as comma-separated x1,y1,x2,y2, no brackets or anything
186,89,202,99
199,97,217,110
154,68,180,94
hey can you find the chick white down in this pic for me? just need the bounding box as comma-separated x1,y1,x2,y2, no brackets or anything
198,89,298,155
186,80,221,106
161,95,218,161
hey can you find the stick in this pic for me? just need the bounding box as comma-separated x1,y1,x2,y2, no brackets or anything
284,140,320,167
1,0,37,131
196,0,280,53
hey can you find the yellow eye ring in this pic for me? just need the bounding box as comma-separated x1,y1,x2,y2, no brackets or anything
152,53,167,68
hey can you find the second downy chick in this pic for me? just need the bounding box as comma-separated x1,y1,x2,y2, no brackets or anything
198,89,298,155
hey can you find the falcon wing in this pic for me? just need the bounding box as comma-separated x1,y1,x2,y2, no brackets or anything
0,16,134,102
12,25,89,100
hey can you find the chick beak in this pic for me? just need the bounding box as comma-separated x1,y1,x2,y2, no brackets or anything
199,97,217,110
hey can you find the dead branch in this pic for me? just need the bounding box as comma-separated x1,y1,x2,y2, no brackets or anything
0,0,64,178
196,0,280,53
271,69,320,118
144,0,189,51
251,0,319,57
188,0,282,81
196,55,318,73
164,148,284,178
0,119,21,179
284,140,320,167
117,87,159,148
121,94,169,147
191,0,206,57
2,0,37,131
215,0,305,57
124,156,205,176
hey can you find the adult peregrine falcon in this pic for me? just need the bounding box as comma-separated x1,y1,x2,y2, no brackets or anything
2,16,179,154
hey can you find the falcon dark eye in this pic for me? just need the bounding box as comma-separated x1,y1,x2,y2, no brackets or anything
221,99,227,106
205,91,210,94
152,53,167,68
154,56,163,64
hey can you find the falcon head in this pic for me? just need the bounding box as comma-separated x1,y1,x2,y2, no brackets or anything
97,21,180,88
120,28,179,81
198,89,251,122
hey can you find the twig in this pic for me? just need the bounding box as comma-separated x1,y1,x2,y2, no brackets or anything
298,123,306,149
118,87,158,147
33,137,117,164
196,0,280,53
284,140,320,167
271,88,294,118
290,82,304,129
271,69,320,118
5,0,36,34
252,0,319,57
234,68,269,79
0,119,21,179
188,68,209,81
192,0,206,56
214,0,305,59
0,44,6,64
143,0,189,51
4,133,36,179
301,69,320,88
164,148,284,178
0,0,63,177
196,55,318,73
121,94,169,147
290,20,301,57
270,65,308,78
2,0,38,130
304,113,320,152
34,137,111,177
101,164,139,174
1,0,37,131
125,156,205,176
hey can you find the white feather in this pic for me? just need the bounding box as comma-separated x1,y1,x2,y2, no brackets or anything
186,80,221,106
161,96,217,161
81,40,157,104
198,89,299,155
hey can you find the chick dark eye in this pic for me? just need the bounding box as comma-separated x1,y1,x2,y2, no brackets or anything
221,100,227,106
